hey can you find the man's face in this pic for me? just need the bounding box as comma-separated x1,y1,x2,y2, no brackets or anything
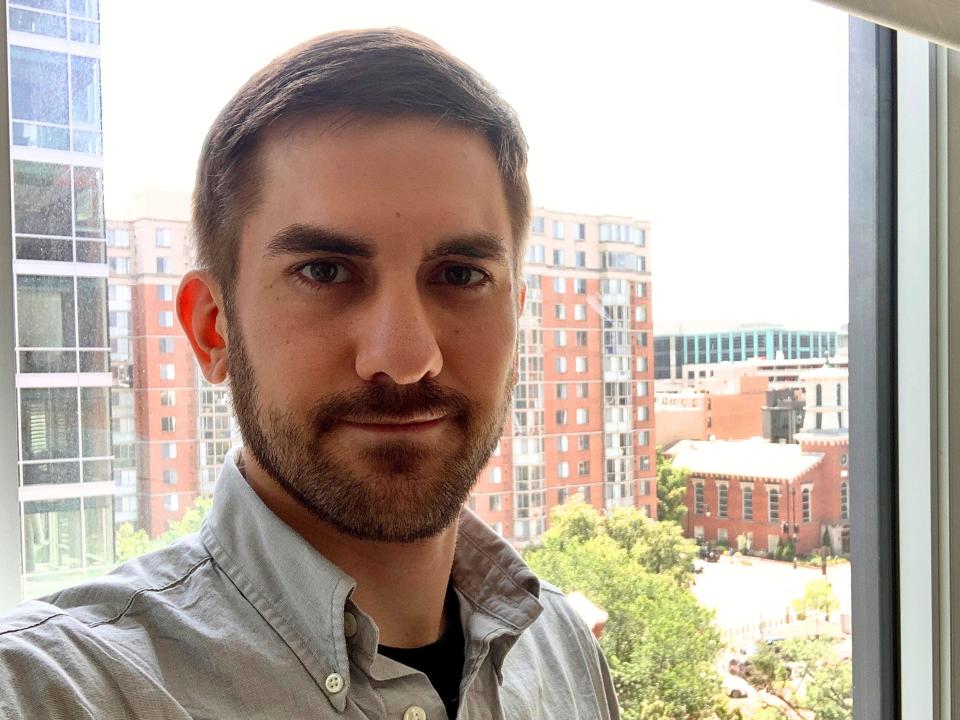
227,116,523,542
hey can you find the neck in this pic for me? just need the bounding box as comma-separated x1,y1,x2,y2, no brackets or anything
240,448,458,648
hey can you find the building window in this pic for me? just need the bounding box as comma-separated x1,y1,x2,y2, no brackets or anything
160,364,175,381
555,383,567,399
577,382,589,399
840,452,849,466
554,330,567,347
575,223,586,241
161,416,176,432
555,357,567,373
841,481,849,520
160,390,176,406
555,410,568,425
163,494,179,512
639,455,651,471
554,304,566,320
489,494,502,512
574,304,587,320
552,220,564,239
558,462,570,478
532,216,545,234
107,228,129,247
578,434,590,451
554,277,565,294
574,278,587,294
638,332,649,347
575,251,586,267
575,408,588,425
638,430,650,446
155,228,172,248
769,488,780,522
159,337,174,354
694,482,705,515
637,381,649,397
802,488,811,523
558,435,569,452
637,405,649,422
578,460,590,476
575,330,588,346
108,256,129,274
163,442,177,460
157,284,174,302
553,249,565,266
575,356,587,373
163,469,178,485
156,257,171,274
635,306,647,323
526,244,545,263
743,486,753,520
490,467,502,484
718,484,728,518
158,311,174,328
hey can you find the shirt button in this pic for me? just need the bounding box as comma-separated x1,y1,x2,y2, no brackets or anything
324,672,345,694
403,706,427,720
343,611,358,638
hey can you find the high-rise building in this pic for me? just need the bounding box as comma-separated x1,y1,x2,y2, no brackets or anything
5,0,111,600
469,210,656,543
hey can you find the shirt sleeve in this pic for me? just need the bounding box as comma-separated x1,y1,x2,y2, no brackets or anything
593,636,622,720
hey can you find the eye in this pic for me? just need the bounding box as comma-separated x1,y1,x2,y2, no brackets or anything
297,261,352,285
438,264,489,288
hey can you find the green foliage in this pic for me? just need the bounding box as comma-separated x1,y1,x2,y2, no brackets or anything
114,522,154,563
774,538,796,561
158,496,213,545
655,450,689,525
806,660,853,720
822,527,833,550
797,578,840,619
526,498,722,719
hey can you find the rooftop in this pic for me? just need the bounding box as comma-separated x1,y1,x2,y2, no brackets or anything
666,438,824,481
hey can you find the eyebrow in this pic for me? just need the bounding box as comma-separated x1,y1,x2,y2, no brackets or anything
264,223,509,264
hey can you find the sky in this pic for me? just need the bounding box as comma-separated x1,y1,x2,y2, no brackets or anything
100,0,849,330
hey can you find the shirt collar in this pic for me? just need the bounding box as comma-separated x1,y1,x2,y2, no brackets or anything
202,448,544,702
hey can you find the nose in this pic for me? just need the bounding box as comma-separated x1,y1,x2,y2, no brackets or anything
353,284,443,385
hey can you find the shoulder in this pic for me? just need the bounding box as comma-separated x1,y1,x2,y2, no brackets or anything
0,536,213,719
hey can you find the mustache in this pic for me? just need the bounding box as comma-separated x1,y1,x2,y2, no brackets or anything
308,379,472,434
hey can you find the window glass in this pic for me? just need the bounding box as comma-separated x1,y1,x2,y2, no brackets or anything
80,387,110,457
73,166,104,238
20,387,78,461
70,56,101,128
10,46,68,125
77,277,107,347
14,161,72,236
17,275,74,349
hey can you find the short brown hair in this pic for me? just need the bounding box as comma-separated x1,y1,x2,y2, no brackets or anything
192,27,530,298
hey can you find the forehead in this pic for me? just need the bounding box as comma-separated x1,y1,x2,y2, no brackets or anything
239,115,514,263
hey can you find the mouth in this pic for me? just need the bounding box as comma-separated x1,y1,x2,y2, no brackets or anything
339,415,447,434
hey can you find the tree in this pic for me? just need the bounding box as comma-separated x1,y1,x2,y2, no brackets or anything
159,496,214,545
806,660,853,720
793,578,840,637
114,496,215,565
114,522,155,563
655,450,689,525
525,499,722,719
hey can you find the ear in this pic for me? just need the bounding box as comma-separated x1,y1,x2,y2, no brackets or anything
177,270,229,383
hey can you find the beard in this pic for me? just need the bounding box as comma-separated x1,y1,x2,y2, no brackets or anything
226,317,513,543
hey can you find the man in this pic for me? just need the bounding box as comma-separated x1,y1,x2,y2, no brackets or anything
0,29,619,719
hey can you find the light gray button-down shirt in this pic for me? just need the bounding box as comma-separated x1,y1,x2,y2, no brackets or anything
0,450,620,719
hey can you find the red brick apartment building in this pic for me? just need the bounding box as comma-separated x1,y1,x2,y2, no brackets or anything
666,432,850,556
108,198,654,545
655,374,769,446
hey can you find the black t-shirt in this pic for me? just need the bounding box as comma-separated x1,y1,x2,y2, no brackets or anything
378,587,465,719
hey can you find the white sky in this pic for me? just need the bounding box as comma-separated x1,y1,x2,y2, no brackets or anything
100,0,849,330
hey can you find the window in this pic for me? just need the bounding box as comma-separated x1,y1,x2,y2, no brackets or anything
555,410,567,425
718,484,728,518
575,408,588,425
158,337,174,354
156,256,171,273
768,488,780,522
155,228,172,247
694,482,705,516
108,256,129,274
574,223,586,241
555,357,567,373
558,462,569,478
743,486,753,520
636,356,648,372
552,220,564,239
161,416,176,432
638,332,648,347
574,304,587,320
157,284,174,301
574,278,587,294
163,494,179,512
636,281,647,298
638,430,650,446
575,356,587,372
553,277,565,294
160,390,176,406
107,228,129,247
578,434,590,451
158,311,174,328
576,383,589,399
635,306,647,323
575,330,588,346
575,251,586,267
531,216,544,234
841,481,849,520
160,364,175,381
555,383,567,399
554,330,567,347
553,249,564,266
802,487,811,523
163,469,178,485
490,467,502,484
525,244,545,263
163,442,177,460
557,487,568,505
554,304,565,320
637,381,649,397
639,455,651,471
489,494,502,512
578,460,590,476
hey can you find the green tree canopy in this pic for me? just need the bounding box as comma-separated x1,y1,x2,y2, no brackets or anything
656,449,690,526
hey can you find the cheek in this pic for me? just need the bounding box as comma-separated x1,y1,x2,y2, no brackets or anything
441,306,517,395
